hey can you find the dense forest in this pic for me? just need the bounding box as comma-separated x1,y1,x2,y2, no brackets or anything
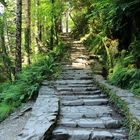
0,0,67,121
0,0,140,123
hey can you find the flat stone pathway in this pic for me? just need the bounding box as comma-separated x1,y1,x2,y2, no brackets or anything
0,101,34,140
49,38,128,140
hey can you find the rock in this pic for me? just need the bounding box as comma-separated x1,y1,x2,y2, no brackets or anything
91,131,113,139
16,94,59,140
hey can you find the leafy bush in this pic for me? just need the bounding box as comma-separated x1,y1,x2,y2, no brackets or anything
108,60,140,95
0,103,12,121
0,43,66,121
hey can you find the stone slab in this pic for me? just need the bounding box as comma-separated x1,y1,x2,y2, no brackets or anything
61,99,108,106
16,87,59,140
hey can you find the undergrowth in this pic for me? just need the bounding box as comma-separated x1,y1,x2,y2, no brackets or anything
0,42,66,121
108,61,140,95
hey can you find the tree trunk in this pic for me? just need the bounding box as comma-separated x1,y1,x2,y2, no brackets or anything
0,17,12,81
66,10,69,33
50,0,54,47
25,0,31,65
55,18,59,44
36,0,42,52
15,0,22,74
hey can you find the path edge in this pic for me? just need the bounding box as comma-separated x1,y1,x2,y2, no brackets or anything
16,86,60,140
93,74,140,140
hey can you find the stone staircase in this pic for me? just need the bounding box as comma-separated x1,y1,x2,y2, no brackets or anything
48,40,128,140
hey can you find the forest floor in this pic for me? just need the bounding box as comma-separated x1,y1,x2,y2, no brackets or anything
0,101,34,140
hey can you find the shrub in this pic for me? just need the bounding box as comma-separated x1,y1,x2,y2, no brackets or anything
0,43,66,121
108,62,140,95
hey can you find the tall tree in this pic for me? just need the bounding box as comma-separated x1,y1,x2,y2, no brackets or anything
50,0,54,47
36,0,42,52
15,0,22,74
25,0,31,64
0,3,12,81
66,10,69,33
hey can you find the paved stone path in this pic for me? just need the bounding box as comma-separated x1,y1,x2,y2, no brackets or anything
0,101,34,140
48,38,128,140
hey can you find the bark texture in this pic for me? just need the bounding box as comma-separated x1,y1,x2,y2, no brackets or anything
25,0,31,64
15,0,22,74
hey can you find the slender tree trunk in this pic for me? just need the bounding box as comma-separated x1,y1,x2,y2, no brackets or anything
66,10,69,33
59,16,62,32
0,17,12,81
25,0,31,65
50,0,54,47
55,18,59,44
36,0,42,52
15,0,22,74
50,25,54,47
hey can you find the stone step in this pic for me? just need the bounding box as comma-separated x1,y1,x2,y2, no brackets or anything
42,81,96,88
55,80,94,85
59,84,95,88
57,87,98,92
62,66,90,70
70,63,90,69
52,127,127,140
61,99,108,106
61,106,113,119
60,72,93,80
42,80,95,86
62,69,92,74
61,71,92,75
59,76,93,80
59,117,122,129
57,90,102,95
70,51,88,55
70,49,88,52
73,58,89,63
61,72,92,76
60,94,107,100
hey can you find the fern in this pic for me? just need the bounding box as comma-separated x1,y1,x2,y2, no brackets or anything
0,43,66,121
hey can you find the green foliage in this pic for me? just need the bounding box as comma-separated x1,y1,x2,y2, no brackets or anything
0,103,12,121
72,0,140,95
0,43,66,121
71,11,89,38
108,59,140,95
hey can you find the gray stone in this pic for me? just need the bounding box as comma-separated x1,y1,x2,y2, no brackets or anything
55,80,94,85
57,87,98,92
57,90,101,95
62,100,84,106
16,92,59,140
60,94,107,100
59,119,77,127
61,106,113,118
91,131,113,139
83,99,108,106
77,119,105,128
39,86,56,95
104,119,122,129
112,133,127,140
69,129,91,140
